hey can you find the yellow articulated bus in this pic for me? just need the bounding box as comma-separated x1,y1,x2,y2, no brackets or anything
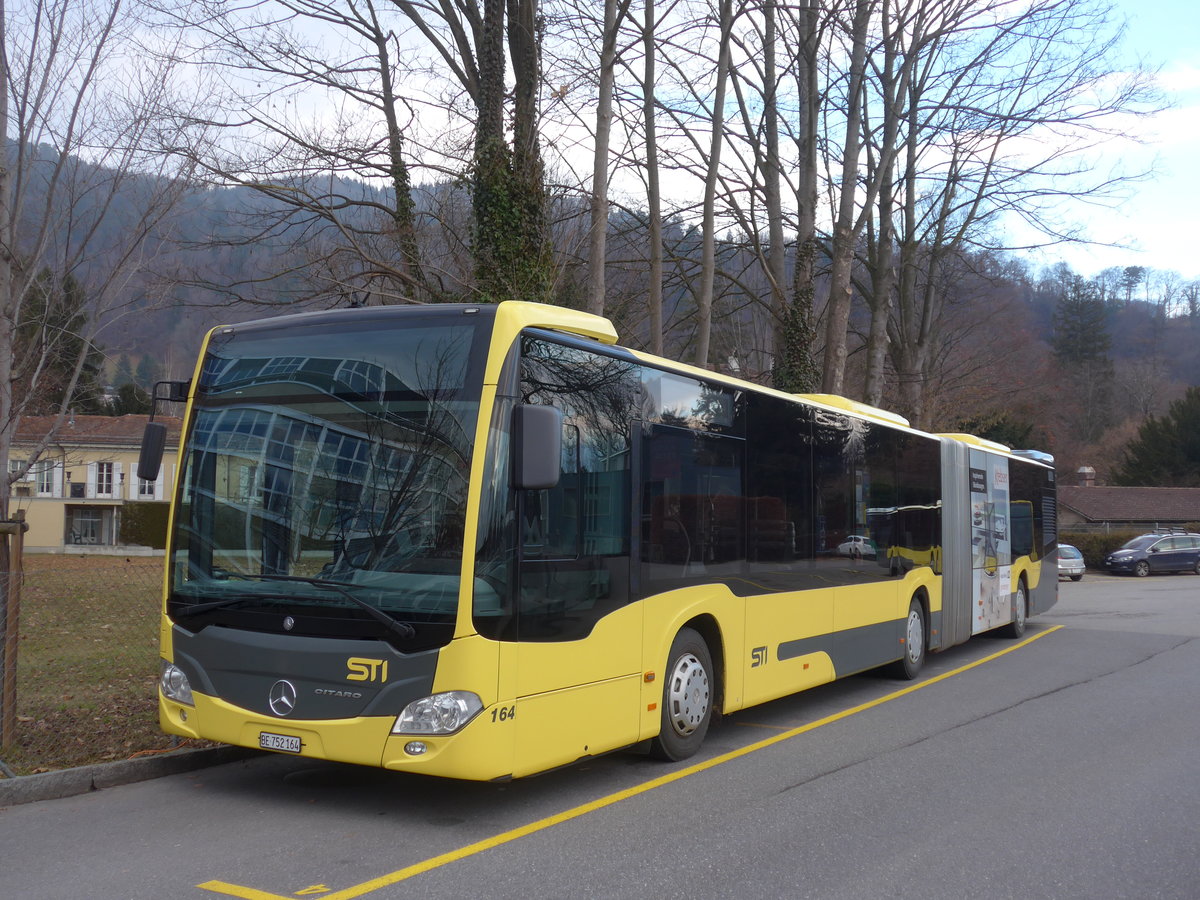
140,301,1057,781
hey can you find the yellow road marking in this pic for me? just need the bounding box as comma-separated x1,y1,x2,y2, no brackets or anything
200,626,1062,899
733,721,796,731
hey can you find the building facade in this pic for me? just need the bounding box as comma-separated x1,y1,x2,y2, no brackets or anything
9,415,182,553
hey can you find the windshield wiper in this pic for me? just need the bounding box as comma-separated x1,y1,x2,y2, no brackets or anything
175,573,416,640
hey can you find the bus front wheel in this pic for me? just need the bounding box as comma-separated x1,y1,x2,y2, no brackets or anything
889,598,926,680
650,627,714,762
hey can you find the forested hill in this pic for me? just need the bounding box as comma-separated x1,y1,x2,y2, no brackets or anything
27,154,1200,486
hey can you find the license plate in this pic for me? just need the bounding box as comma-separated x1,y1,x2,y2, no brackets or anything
259,731,302,753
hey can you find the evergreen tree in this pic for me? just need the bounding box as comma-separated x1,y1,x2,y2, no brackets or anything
14,270,105,413
115,354,134,387
134,355,160,389
1053,276,1113,443
106,382,153,415
1052,276,1111,364
1112,387,1200,486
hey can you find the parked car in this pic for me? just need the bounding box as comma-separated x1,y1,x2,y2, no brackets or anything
1057,544,1085,581
836,535,877,559
1103,532,1200,577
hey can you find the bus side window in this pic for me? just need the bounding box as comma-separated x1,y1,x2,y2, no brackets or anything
642,425,745,594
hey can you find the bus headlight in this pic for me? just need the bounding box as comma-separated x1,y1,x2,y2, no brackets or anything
393,691,483,735
160,661,194,706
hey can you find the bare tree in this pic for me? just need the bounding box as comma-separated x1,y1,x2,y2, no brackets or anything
152,0,443,305
1,0,196,507
156,0,554,305
0,0,197,715
872,0,1158,427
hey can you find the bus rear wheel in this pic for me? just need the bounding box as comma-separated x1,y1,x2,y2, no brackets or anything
650,627,714,762
1001,579,1028,639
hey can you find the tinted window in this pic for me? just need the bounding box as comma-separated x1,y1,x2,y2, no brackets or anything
745,395,813,586
1121,536,1157,550
641,425,746,596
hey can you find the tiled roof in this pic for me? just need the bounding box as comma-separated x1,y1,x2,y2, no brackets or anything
1058,485,1200,524
14,414,183,448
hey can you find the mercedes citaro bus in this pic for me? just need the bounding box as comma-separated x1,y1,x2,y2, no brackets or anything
140,301,1056,780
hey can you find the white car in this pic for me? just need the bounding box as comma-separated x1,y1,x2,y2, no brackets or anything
1057,543,1085,581
837,535,877,559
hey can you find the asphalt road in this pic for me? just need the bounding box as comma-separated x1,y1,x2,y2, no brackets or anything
3,571,1199,900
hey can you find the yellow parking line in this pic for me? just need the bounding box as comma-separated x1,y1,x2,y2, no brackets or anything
200,626,1062,899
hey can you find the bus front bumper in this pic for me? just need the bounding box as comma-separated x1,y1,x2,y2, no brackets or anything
160,691,514,781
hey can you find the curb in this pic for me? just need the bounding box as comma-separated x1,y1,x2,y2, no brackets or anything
0,745,259,808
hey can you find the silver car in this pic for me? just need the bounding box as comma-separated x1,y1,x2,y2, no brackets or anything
1057,543,1085,581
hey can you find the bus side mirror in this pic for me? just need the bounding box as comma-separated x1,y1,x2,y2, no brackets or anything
138,422,167,483
512,404,562,491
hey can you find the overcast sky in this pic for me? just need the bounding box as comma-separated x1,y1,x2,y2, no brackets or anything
1027,0,1200,281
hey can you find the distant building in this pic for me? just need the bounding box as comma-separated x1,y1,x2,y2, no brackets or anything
1058,484,1200,533
8,414,182,553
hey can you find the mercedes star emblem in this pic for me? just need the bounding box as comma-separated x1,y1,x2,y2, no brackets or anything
283,616,295,631
268,679,298,716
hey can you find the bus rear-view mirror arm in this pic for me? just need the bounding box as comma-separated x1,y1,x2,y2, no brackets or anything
138,380,191,483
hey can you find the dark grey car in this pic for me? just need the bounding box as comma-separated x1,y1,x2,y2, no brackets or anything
1104,533,1200,577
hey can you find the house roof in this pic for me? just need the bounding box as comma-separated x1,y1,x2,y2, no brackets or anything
14,414,183,449
1058,485,1200,524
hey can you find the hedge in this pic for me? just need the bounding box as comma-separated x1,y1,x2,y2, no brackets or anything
1059,526,1200,570
119,501,171,549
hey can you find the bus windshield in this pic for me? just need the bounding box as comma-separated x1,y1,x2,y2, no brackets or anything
167,309,488,641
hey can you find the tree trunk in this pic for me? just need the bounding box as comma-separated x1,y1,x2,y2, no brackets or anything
820,0,872,395
587,0,621,318
473,0,508,299
508,0,551,302
643,0,664,354
762,0,785,364
694,0,734,369
368,0,426,300
774,0,820,394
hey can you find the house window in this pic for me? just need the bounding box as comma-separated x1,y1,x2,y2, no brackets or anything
10,460,30,497
72,508,103,544
36,462,54,495
138,476,156,498
96,462,114,496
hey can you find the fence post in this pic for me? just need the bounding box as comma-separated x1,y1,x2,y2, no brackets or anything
1,510,28,750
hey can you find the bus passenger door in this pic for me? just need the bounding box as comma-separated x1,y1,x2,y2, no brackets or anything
505,417,641,777
970,452,1012,633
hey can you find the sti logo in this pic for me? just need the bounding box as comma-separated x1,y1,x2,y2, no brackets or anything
346,657,389,683
751,646,768,668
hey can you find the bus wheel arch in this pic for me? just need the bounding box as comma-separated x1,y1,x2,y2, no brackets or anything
649,619,721,762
